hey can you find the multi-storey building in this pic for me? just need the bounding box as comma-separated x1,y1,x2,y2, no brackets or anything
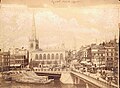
114,43,119,74
78,37,118,71
91,44,105,67
78,45,91,62
105,46,115,70
29,49,66,71
0,50,10,72
10,47,29,70
104,37,118,70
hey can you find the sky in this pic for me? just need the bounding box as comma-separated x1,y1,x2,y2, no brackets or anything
1,0,120,7
0,0,120,51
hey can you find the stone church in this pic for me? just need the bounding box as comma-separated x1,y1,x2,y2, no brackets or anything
29,12,67,71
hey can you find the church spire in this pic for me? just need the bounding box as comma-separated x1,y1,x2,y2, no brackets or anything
31,11,36,40
29,10,39,51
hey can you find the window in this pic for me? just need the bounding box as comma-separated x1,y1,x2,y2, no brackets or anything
101,54,103,56
96,53,98,56
111,53,113,56
35,54,38,59
51,54,54,59
111,58,113,60
39,54,42,59
107,53,109,56
99,54,101,56
47,54,50,59
60,53,63,59
109,49,111,51
56,53,59,59
43,54,46,59
109,53,111,56
103,54,105,56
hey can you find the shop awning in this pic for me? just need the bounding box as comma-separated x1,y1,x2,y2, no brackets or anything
100,65,105,67
80,61,87,64
86,62,92,66
10,64,21,67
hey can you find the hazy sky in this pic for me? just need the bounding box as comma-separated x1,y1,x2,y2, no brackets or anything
1,0,120,7
0,1,120,51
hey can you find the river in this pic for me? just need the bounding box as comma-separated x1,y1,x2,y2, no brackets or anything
0,79,98,88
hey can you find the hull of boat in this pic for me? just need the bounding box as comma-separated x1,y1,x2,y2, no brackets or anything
2,70,54,84
15,79,54,84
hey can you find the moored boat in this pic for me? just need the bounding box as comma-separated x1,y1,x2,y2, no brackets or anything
2,72,12,81
16,77,53,84
2,70,54,84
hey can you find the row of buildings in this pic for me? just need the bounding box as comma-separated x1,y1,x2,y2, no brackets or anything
0,49,10,71
77,37,119,73
0,13,119,74
0,48,29,72
0,36,118,73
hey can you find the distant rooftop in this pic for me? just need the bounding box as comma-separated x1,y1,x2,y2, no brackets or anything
0,51,10,55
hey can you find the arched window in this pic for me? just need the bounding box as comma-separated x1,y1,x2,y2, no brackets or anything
43,54,46,59
56,53,59,59
39,54,42,59
47,54,50,59
51,54,54,59
35,54,38,59
60,53,63,59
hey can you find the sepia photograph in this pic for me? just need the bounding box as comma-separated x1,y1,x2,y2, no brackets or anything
0,0,120,88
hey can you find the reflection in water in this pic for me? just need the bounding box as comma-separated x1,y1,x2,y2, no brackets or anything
0,79,97,88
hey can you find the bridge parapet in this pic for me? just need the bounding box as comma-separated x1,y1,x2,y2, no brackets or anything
33,68,70,74
35,70,62,74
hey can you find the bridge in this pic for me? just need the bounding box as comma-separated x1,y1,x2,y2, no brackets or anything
70,69,118,88
60,69,118,88
33,68,118,88
33,68,64,79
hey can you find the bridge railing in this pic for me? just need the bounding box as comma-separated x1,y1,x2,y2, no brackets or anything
32,68,70,74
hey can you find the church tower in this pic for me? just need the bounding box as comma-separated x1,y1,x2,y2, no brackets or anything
29,12,39,51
